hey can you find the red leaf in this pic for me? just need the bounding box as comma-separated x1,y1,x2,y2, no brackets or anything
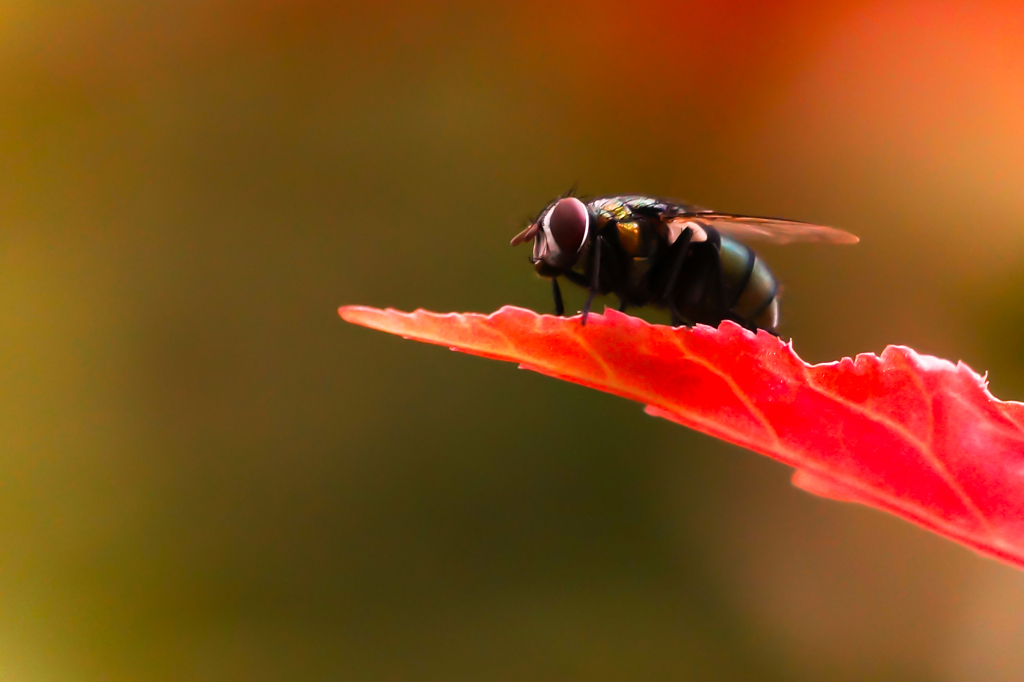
339,305,1024,569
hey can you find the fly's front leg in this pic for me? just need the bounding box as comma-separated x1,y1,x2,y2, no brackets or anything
580,234,603,326
551,278,565,316
562,269,589,288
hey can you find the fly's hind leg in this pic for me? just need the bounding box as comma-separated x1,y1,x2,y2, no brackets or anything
660,227,694,326
662,227,694,298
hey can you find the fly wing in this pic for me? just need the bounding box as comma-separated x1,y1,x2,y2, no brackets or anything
666,213,859,245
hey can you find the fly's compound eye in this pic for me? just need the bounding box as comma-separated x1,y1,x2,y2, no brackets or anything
547,197,589,253
538,197,589,268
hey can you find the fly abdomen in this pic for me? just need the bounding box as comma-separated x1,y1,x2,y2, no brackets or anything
719,236,779,331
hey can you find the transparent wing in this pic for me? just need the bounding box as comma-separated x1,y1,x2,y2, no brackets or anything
667,213,859,245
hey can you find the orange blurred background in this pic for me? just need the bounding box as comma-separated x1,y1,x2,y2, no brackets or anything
3,1,1024,679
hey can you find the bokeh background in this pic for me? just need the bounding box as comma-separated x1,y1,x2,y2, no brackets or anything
3,1,1024,679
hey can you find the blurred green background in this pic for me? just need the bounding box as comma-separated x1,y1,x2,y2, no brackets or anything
3,1,1024,680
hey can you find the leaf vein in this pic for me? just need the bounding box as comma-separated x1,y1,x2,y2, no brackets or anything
665,333,783,448
800,366,996,538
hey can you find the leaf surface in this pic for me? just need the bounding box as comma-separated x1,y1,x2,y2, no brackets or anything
339,305,1024,569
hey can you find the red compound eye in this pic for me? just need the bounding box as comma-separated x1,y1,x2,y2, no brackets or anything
545,197,589,254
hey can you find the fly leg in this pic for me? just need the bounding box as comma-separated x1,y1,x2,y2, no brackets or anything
661,227,693,326
580,234,603,326
551,278,565,316
561,269,589,288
